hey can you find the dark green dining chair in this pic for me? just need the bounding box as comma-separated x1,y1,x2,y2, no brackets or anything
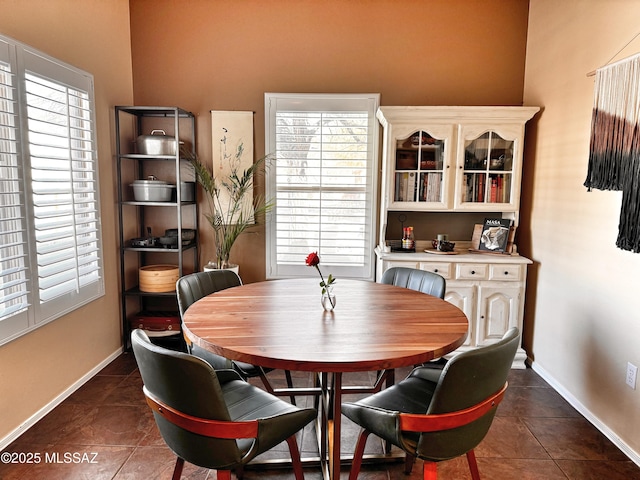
380,266,446,299
380,266,450,376
131,329,317,480
342,327,520,480
176,270,295,402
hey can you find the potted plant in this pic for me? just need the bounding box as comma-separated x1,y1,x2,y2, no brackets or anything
188,142,273,271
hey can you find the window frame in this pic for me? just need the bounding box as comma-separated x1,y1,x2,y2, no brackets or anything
264,93,380,281
0,33,104,346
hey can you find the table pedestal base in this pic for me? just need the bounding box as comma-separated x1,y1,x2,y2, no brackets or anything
249,369,398,479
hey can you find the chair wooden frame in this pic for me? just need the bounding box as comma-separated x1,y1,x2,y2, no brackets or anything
144,388,305,480
348,383,508,480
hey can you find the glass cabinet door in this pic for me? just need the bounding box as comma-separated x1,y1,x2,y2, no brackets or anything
458,129,516,208
393,130,447,206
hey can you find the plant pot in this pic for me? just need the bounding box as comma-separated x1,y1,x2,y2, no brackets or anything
203,262,239,276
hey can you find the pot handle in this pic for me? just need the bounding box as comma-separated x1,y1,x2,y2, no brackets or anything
150,129,167,136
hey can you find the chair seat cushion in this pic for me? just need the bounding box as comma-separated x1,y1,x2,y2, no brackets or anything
222,379,301,420
353,373,438,413
191,344,234,370
191,345,274,378
342,373,438,450
232,361,273,377
221,379,316,456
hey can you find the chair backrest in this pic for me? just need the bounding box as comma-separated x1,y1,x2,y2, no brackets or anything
413,327,520,460
380,267,446,299
131,329,244,468
175,270,243,370
176,269,242,317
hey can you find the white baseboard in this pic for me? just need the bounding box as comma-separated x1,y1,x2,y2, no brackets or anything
530,360,640,468
0,347,123,451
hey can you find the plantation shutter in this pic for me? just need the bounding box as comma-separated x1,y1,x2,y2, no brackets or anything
265,94,379,280
22,49,103,321
0,35,104,346
0,39,30,339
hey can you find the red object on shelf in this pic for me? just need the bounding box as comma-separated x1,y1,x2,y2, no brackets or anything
130,311,181,333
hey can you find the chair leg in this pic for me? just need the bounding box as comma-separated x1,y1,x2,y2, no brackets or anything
257,368,297,405
235,465,244,480
382,369,394,454
466,450,481,480
172,457,185,480
348,429,371,480
404,453,416,474
258,368,275,393
284,369,296,405
313,373,320,411
423,460,437,479
285,435,305,480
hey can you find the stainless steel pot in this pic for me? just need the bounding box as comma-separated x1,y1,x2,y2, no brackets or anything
131,176,175,202
136,129,182,156
179,181,195,201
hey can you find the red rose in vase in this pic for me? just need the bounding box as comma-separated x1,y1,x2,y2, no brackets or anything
305,252,336,309
305,252,320,267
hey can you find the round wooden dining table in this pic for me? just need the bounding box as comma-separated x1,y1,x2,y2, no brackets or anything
182,278,469,479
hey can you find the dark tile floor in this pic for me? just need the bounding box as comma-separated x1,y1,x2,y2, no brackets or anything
2,353,640,480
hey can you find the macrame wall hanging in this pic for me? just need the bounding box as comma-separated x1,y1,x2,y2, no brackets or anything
585,52,640,252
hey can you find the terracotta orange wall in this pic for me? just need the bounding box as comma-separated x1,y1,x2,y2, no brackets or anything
129,0,530,283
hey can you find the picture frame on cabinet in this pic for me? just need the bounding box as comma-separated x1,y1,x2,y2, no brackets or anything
470,220,515,254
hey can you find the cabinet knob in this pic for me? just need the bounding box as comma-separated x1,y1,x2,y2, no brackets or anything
470,270,476,275
504,271,509,275
434,268,439,273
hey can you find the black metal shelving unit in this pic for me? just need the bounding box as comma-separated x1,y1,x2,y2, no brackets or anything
115,106,198,350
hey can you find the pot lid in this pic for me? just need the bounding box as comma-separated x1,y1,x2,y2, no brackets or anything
137,130,185,144
132,175,167,185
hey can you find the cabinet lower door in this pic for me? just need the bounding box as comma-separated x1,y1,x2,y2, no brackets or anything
476,285,521,345
444,285,475,346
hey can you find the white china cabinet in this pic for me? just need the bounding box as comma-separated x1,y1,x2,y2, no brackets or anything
375,106,539,367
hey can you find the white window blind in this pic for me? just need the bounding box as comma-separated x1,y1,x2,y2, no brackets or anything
26,72,101,303
0,45,30,338
265,93,379,280
0,34,104,346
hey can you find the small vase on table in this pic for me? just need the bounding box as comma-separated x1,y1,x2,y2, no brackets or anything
321,287,336,312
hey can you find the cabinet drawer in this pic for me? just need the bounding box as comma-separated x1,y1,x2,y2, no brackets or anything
489,264,523,282
383,260,419,271
456,263,488,280
419,262,452,279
